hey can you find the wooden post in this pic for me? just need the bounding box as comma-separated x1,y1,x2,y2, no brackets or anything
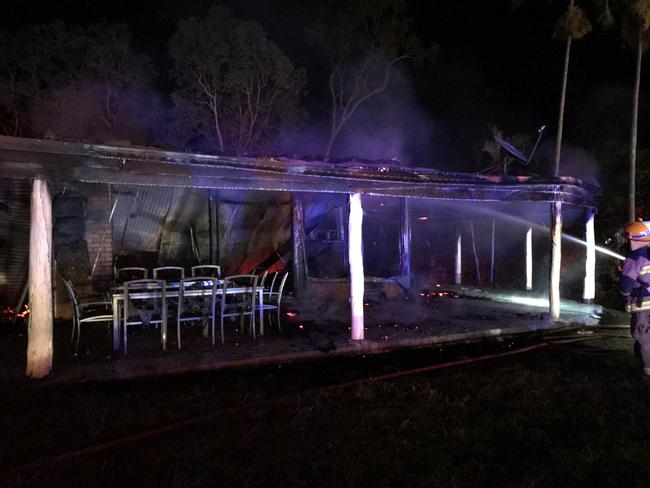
26,178,53,378
489,218,495,285
399,197,411,289
549,202,562,320
469,220,481,286
349,192,364,340
208,190,220,265
583,207,596,302
526,227,533,291
455,226,462,285
337,203,348,270
292,193,307,297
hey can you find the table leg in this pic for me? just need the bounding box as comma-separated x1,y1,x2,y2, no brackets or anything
112,295,119,351
258,289,264,336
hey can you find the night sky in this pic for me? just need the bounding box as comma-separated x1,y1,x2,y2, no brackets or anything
0,0,644,170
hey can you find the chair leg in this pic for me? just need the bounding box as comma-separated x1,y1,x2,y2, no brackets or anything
75,322,81,352
177,317,182,350
220,314,225,344
123,323,128,355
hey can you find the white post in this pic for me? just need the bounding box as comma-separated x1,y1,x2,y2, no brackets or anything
455,227,462,285
549,202,562,320
526,227,533,291
26,178,53,378
583,208,596,302
349,192,364,340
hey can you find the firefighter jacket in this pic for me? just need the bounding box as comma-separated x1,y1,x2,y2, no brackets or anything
620,246,650,312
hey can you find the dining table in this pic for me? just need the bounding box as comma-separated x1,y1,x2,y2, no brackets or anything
111,280,265,351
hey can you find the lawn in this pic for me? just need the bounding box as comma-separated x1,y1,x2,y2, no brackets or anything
2,329,650,488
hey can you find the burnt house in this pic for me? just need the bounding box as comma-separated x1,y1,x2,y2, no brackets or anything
0,135,600,378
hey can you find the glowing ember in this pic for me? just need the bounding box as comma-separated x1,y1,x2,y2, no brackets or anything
417,216,429,222
286,311,298,318
298,324,304,330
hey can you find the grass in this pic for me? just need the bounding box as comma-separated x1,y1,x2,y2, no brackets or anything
2,331,650,488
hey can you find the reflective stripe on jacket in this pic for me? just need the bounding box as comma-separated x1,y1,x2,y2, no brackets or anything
621,247,650,313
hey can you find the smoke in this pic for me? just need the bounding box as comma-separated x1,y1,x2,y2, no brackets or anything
276,64,441,165
531,141,601,187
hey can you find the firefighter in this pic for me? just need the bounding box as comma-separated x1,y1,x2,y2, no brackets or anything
621,220,650,380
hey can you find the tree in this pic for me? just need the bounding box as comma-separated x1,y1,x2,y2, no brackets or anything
169,6,306,154
31,22,158,142
552,1,592,177
622,0,650,221
0,24,67,136
307,0,436,159
0,21,159,143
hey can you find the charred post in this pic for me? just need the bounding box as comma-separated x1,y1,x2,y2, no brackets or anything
292,193,307,297
399,197,411,289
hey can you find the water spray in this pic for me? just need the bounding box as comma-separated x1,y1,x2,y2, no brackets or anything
468,206,625,261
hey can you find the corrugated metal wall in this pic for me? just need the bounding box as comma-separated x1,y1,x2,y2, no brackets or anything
111,185,210,267
0,179,30,308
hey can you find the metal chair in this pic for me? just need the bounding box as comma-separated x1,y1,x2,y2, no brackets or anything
220,274,258,341
257,270,269,290
153,266,185,282
257,271,289,331
191,265,221,278
115,267,148,284
62,278,113,351
122,279,167,355
177,277,219,348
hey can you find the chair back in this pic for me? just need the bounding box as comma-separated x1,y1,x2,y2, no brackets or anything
191,265,221,278
62,277,81,316
273,272,289,295
222,274,258,311
268,272,289,305
258,270,269,289
178,277,219,317
123,279,167,324
116,267,148,284
153,266,185,282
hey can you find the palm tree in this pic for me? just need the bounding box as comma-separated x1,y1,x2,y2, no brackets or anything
552,0,592,177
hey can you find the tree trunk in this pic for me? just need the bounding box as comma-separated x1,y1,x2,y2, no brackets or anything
630,30,643,221
26,178,53,378
554,35,572,177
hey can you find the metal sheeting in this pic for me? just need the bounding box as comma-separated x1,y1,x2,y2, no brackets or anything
0,136,599,207
111,185,209,265
0,179,30,307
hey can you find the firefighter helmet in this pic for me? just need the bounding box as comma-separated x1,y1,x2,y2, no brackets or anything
625,220,650,241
